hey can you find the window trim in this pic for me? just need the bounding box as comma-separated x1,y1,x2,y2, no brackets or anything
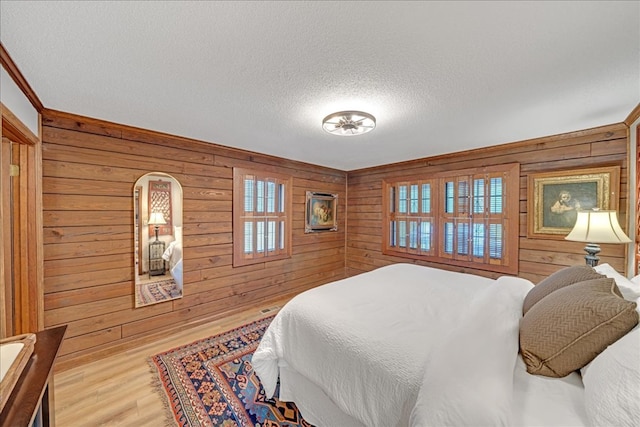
382,163,520,274
233,167,292,267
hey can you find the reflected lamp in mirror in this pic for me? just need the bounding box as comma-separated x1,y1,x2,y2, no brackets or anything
565,209,631,267
148,212,166,242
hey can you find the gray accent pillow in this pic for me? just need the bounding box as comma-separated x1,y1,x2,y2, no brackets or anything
522,265,605,315
520,278,638,378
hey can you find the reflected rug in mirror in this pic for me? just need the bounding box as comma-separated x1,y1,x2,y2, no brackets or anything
150,315,313,427
137,279,180,305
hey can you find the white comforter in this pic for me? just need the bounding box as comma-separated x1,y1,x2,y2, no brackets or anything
162,241,183,288
252,263,533,427
162,240,182,269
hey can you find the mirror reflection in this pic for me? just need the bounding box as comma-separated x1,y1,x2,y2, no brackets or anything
133,172,183,307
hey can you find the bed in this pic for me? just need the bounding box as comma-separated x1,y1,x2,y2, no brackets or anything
252,263,640,427
162,226,183,289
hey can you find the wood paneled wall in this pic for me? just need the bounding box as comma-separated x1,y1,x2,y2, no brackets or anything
41,108,630,368
41,110,347,369
346,124,629,283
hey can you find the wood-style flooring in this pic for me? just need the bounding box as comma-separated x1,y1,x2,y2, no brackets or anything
53,297,289,426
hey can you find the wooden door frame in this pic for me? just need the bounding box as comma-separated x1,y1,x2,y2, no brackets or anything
636,125,639,275
625,104,640,275
1,102,43,337
1,136,12,337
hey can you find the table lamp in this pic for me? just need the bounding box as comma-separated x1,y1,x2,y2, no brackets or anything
565,209,631,267
148,212,166,241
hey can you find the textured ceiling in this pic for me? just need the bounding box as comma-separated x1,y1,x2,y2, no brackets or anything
1,1,638,171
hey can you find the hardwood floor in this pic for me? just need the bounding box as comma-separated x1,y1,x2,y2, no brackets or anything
53,297,289,426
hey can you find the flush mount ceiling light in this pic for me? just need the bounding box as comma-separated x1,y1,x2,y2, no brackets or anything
322,111,376,136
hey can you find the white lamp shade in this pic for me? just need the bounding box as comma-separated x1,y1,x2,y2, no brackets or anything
148,212,167,225
565,210,631,243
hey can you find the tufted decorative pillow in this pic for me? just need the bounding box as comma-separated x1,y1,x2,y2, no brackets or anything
522,265,605,315
520,277,638,378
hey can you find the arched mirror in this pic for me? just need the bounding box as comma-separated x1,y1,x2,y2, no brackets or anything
133,172,183,307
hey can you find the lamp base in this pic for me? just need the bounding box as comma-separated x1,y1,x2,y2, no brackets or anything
583,243,601,267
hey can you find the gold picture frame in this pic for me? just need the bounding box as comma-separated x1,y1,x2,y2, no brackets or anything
305,191,338,233
527,166,620,239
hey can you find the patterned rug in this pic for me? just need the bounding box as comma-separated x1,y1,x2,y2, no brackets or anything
138,278,180,305
150,315,313,427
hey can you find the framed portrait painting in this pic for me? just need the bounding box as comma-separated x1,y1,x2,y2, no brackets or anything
527,166,620,239
305,191,338,233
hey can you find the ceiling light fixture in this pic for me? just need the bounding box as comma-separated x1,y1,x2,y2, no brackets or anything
322,111,376,136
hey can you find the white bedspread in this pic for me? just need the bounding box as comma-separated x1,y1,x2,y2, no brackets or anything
410,276,533,426
162,241,183,288
162,240,182,269
252,263,532,427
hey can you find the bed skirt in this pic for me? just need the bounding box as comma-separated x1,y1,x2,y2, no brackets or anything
279,364,365,427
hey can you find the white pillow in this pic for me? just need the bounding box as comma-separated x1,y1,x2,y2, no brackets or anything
632,274,640,286
582,323,640,427
173,226,183,243
594,263,640,301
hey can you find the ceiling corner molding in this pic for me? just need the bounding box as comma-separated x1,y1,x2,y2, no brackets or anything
1,43,44,113
623,103,640,127
1,102,39,145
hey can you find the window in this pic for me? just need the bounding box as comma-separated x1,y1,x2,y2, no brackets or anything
383,163,519,274
233,168,292,267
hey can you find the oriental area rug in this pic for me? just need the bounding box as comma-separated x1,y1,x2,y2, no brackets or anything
150,315,313,427
137,278,180,305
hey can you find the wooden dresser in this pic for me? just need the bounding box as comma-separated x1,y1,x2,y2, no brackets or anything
0,326,66,427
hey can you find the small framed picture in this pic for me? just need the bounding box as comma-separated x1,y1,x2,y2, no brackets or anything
305,191,338,233
527,166,620,238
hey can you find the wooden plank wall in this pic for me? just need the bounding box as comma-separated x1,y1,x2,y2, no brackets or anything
41,110,347,369
346,124,630,283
